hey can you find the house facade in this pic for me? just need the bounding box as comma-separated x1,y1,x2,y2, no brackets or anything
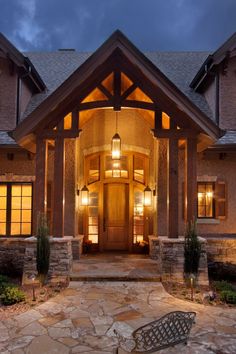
0,31,236,266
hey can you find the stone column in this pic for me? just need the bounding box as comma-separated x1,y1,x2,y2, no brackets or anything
34,138,48,233
185,137,197,222
168,138,179,238
52,137,65,237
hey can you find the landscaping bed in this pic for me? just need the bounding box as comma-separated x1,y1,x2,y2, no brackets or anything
163,279,236,307
0,274,68,320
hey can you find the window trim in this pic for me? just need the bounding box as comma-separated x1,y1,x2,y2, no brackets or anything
0,182,33,237
197,182,215,219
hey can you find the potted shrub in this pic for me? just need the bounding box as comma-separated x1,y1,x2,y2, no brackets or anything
83,239,92,253
36,213,50,286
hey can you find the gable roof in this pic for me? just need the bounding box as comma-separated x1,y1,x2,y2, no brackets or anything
13,30,220,145
22,50,212,121
0,33,46,92
190,32,236,90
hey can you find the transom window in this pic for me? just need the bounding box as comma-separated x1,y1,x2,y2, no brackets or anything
0,183,33,236
197,182,215,218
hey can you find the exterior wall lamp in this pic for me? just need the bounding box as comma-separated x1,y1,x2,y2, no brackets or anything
80,185,89,206
143,185,152,207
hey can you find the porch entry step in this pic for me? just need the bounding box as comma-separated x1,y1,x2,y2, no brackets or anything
70,253,160,282
69,275,161,282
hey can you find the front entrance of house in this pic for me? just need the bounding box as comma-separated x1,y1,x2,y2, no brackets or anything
83,150,151,252
103,183,129,250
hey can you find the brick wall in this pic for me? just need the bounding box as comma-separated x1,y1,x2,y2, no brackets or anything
219,56,236,130
0,58,17,130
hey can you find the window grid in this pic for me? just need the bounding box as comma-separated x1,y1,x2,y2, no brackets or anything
0,183,33,236
197,182,215,219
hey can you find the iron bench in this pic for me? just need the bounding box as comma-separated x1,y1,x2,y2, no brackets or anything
114,311,196,353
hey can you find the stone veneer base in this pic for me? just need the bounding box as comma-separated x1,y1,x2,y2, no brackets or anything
149,235,209,286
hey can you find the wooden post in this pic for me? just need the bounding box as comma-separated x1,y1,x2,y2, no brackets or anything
34,138,48,233
168,137,179,238
52,136,65,237
185,137,197,222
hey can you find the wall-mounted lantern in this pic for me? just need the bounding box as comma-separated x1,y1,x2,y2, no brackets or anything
143,185,152,207
81,185,89,206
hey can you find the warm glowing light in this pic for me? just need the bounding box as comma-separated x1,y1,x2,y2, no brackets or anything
136,235,143,243
88,234,98,243
206,191,213,198
81,185,89,206
111,133,121,159
198,192,204,199
144,186,152,207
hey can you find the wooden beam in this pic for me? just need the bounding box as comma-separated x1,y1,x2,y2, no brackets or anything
77,100,113,111
72,109,79,131
168,138,179,238
40,130,81,139
121,83,138,100
185,137,197,222
97,83,113,100
34,138,48,233
122,100,155,110
52,137,65,237
114,69,121,110
155,109,162,130
153,129,196,139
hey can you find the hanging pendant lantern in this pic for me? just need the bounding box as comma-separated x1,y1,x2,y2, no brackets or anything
111,111,121,160
111,133,121,160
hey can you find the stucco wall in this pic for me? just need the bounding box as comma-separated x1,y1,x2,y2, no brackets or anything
0,150,35,176
204,79,216,123
20,80,32,119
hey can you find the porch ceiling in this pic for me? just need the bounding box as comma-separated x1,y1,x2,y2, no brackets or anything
12,30,222,149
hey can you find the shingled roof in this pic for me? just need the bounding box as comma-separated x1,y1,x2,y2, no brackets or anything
21,50,213,120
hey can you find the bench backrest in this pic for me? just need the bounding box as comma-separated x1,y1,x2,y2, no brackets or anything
133,311,196,353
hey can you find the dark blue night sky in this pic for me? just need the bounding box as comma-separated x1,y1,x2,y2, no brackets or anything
0,0,235,52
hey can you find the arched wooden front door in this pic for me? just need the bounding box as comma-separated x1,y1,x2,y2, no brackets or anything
103,183,129,250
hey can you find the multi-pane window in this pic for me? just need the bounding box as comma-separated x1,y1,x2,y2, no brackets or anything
133,190,144,243
88,156,100,184
134,155,145,184
105,156,128,178
0,183,33,236
87,192,99,243
197,182,215,218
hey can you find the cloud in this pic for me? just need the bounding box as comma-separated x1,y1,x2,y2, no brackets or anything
0,0,235,52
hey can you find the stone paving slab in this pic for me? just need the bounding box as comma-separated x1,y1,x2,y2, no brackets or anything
71,254,161,281
0,281,236,353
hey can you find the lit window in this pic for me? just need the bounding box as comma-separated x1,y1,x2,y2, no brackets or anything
197,183,215,218
87,192,99,243
105,156,128,178
133,190,144,244
0,183,33,236
88,156,100,184
134,155,145,184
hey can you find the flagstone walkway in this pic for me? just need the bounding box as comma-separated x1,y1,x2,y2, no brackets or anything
71,254,160,281
0,281,236,353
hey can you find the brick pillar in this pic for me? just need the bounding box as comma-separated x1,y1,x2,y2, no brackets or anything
168,138,179,238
